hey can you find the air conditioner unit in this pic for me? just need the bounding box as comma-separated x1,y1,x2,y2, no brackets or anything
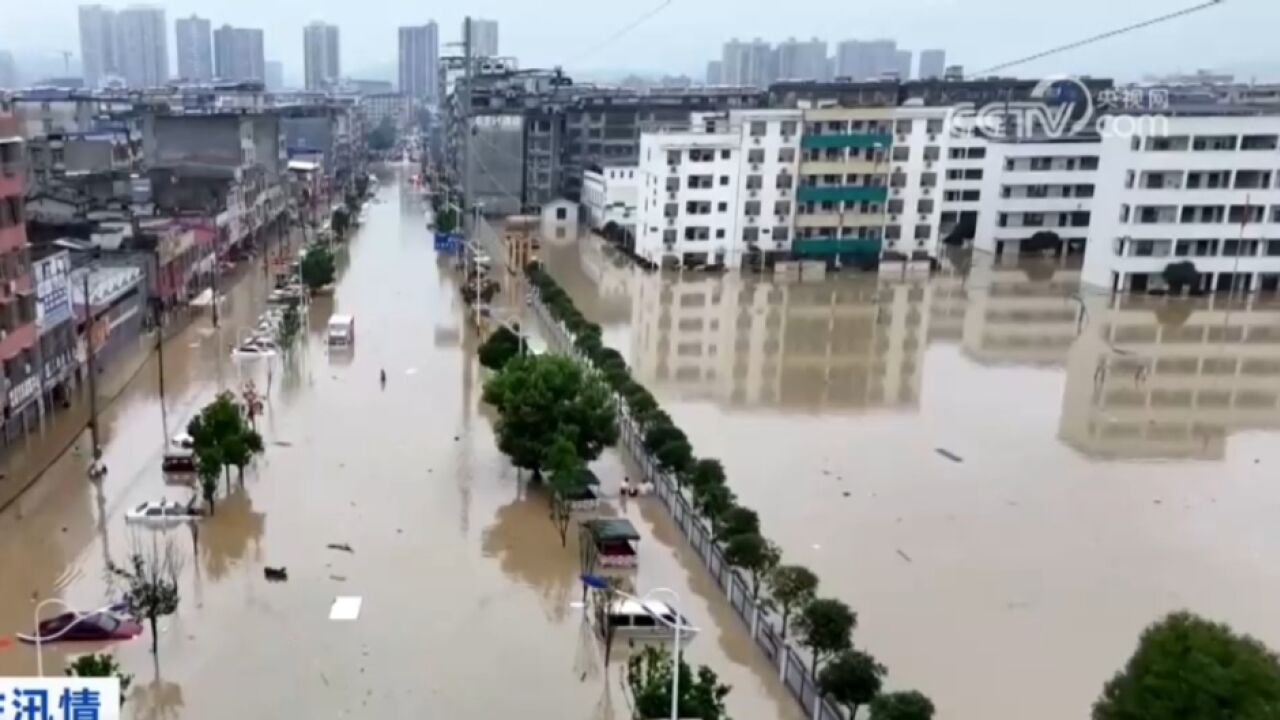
925,161,934,169
892,187,902,196
928,133,938,141
750,190,759,198
897,134,906,142
890,214,899,221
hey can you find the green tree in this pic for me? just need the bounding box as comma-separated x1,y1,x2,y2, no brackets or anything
66,653,132,705
820,649,886,720
367,117,396,151
644,422,687,456
870,691,936,720
686,458,727,496
478,326,525,370
724,532,780,603
110,540,182,657
1093,611,1280,720
188,392,263,491
300,244,336,292
656,438,694,477
482,354,618,476
331,206,350,239
276,304,302,352
544,435,587,546
768,565,819,639
720,505,760,540
622,383,658,420
354,174,370,198
795,598,856,676
436,206,459,233
1162,261,1200,296
197,449,221,514
695,482,736,537
626,645,731,720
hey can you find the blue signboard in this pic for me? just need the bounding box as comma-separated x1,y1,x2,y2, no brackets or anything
433,231,461,251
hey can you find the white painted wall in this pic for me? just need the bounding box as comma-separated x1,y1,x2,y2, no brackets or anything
583,166,639,232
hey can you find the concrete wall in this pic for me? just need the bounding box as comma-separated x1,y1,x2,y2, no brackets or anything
147,115,242,168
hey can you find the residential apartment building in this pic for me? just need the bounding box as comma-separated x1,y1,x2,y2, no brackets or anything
175,15,213,82
705,61,723,86
893,50,913,81
78,4,119,88
116,5,168,88
304,22,341,91
1085,112,1280,294
265,61,284,91
214,25,265,83
363,93,410,129
634,109,801,269
465,19,499,57
721,39,775,88
775,39,828,82
919,50,946,80
0,51,18,90
0,106,41,445
794,107,891,266
583,166,640,234
399,23,440,101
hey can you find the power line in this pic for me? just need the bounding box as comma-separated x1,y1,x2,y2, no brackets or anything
564,0,676,68
972,0,1225,77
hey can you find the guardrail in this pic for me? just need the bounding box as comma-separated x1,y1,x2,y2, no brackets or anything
530,295,845,720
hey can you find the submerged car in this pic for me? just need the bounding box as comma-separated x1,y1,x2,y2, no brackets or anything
231,338,279,359
124,500,205,527
17,610,143,644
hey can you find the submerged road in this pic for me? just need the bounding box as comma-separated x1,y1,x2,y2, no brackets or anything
0,167,801,720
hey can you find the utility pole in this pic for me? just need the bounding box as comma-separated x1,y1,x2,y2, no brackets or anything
461,16,473,220
138,210,166,409
82,270,100,458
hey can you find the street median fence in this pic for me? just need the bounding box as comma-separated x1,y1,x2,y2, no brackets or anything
529,289,845,720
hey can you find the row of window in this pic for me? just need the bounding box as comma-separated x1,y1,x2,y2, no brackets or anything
655,226,794,244
997,211,1091,228
1102,389,1280,411
665,200,795,217
1126,204,1280,225
1001,184,1095,199
1126,169,1278,191
1119,238,1280,259
1139,134,1279,152
663,173,793,191
1004,156,1100,172
0,196,24,229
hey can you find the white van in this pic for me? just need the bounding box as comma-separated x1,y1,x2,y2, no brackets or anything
595,600,698,642
327,314,355,346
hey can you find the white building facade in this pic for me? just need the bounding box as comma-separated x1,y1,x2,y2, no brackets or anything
635,109,801,269
583,166,640,234
1085,113,1280,294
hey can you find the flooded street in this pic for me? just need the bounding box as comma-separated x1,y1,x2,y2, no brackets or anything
542,237,1280,720
0,168,801,720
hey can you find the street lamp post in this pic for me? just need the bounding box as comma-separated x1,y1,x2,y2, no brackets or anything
581,576,688,720
30,599,116,676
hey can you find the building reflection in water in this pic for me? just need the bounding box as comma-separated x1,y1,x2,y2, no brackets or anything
568,240,1280,459
1060,293,1280,460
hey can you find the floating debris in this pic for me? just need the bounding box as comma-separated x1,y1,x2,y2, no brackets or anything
329,575,347,582
896,549,913,563
326,542,355,553
935,448,964,463
273,440,293,448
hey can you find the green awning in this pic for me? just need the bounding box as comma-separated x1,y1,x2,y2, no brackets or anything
583,518,640,541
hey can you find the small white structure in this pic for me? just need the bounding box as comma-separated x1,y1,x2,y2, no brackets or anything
540,198,580,244
582,166,640,235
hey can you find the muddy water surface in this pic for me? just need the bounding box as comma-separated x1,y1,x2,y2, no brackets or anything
542,236,1280,720
0,170,802,720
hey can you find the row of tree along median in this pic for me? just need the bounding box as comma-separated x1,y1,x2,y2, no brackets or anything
509,260,1280,720
511,260,933,720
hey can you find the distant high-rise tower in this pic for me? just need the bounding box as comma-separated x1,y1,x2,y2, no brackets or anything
919,49,946,79
265,60,284,91
398,23,439,101
721,38,774,88
894,49,913,80
304,22,341,90
464,19,499,57
705,60,723,86
0,51,16,89
775,38,827,81
175,15,212,81
214,25,265,82
116,6,168,87
78,5,118,87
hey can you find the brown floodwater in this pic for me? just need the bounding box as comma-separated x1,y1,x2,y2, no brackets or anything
0,168,803,720
541,236,1280,720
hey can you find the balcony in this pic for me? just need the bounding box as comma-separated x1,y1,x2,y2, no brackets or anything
795,211,886,229
801,133,894,150
801,159,884,176
792,237,882,258
797,186,888,203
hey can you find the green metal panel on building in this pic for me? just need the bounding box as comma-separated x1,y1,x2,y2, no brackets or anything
792,238,883,257
796,185,889,203
800,133,894,149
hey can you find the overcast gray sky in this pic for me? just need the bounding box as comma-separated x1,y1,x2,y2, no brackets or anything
1,0,1275,83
